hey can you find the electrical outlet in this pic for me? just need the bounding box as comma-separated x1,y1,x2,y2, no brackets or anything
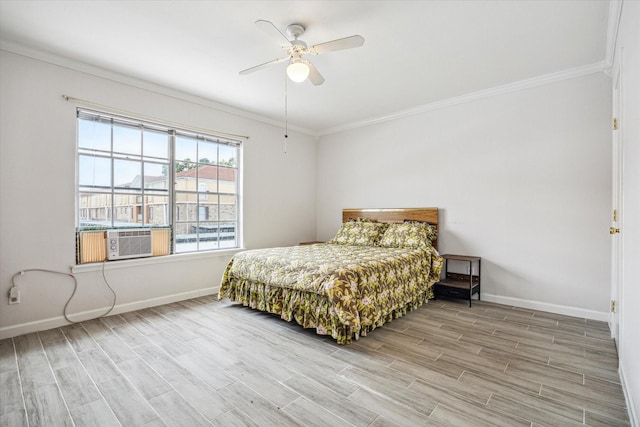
9,287,20,304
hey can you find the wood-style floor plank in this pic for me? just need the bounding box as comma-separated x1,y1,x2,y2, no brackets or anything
0,408,27,427
136,345,233,421
70,399,120,427
0,296,630,426
148,390,211,427
53,366,102,409
13,333,56,391
347,385,434,426
116,357,174,400
283,373,379,427
95,375,162,425
23,383,74,426
217,380,301,426
0,338,18,373
282,396,354,427
0,370,24,416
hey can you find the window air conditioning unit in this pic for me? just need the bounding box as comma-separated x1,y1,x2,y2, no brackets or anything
106,229,153,260
77,228,170,264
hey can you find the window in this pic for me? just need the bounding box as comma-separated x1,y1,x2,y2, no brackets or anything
198,183,208,200
77,109,240,254
198,206,209,221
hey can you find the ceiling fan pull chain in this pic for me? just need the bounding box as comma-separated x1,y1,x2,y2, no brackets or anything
284,69,288,154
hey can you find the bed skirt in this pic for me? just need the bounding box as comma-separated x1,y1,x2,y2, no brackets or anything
219,278,434,345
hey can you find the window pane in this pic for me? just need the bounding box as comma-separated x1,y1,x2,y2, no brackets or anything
202,194,219,221
175,192,198,221
198,222,220,251
175,135,196,162
198,182,208,200
114,159,142,191
175,162,197,190
175,222,197,253
219,145,237,167
198,205,209,221
78,192,111,227
219,221,238,248
145,196,168,226
198,140,217,164
218,170,236,194
143,129,169,159
220,196,237,222
113,124,141,155
79,155,111,188
113,193,142,225
78,118,111,151
144,162,168,191
197,164,216,192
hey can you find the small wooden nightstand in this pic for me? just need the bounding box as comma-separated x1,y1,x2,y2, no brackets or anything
434,254,481,307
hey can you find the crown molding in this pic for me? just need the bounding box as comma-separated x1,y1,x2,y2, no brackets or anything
2,39,607,140
0,40,316,137
319,61,606,137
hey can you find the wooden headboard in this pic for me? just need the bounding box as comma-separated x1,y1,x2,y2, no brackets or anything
342,208,439,249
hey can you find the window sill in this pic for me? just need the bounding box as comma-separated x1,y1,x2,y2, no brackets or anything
71,248,244,273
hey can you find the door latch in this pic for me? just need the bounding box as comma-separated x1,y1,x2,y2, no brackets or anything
610,227,621,234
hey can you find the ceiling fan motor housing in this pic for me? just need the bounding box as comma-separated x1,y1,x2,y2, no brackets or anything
289,40,308,56
286,23,305,39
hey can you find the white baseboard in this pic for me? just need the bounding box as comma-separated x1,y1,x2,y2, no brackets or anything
620,363,639,427
481,293,609,322
0,287,219,340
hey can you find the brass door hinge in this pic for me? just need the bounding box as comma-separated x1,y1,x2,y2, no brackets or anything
610,227,621,234
613,209,618,222
613,117,618,130
611,300,616,313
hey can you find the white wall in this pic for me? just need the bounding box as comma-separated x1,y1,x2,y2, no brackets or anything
1,20,635,424
0,50,317,338
615,1,640,424
317,72,612,319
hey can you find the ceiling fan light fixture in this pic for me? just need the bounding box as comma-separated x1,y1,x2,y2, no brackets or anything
287,59,310,82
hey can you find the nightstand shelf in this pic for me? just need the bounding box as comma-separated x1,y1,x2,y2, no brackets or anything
434,254,481,307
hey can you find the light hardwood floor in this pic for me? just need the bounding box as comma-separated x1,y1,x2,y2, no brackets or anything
0,296,630,426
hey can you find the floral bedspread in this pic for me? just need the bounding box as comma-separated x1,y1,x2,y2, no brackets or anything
218,243,443,344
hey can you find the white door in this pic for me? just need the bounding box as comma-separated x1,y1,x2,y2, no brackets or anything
610,69,622,345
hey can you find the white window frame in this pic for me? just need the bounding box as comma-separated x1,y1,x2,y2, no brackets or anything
76,108,241,256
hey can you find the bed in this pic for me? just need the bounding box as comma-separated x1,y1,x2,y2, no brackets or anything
218,208,443,344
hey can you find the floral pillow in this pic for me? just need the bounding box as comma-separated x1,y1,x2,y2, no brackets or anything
379,221,435,249
329,221,388,246
403,220,438,243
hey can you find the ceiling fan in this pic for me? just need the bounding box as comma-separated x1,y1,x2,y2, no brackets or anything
239,20,365,85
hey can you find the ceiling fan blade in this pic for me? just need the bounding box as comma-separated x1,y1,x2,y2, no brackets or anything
255,19,291,46
307,62,325,86
310,35,364,55
239,57,289,75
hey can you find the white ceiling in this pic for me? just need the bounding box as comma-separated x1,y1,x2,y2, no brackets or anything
0,1,611,135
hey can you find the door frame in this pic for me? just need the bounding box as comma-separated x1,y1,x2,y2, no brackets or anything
610,67,623,345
